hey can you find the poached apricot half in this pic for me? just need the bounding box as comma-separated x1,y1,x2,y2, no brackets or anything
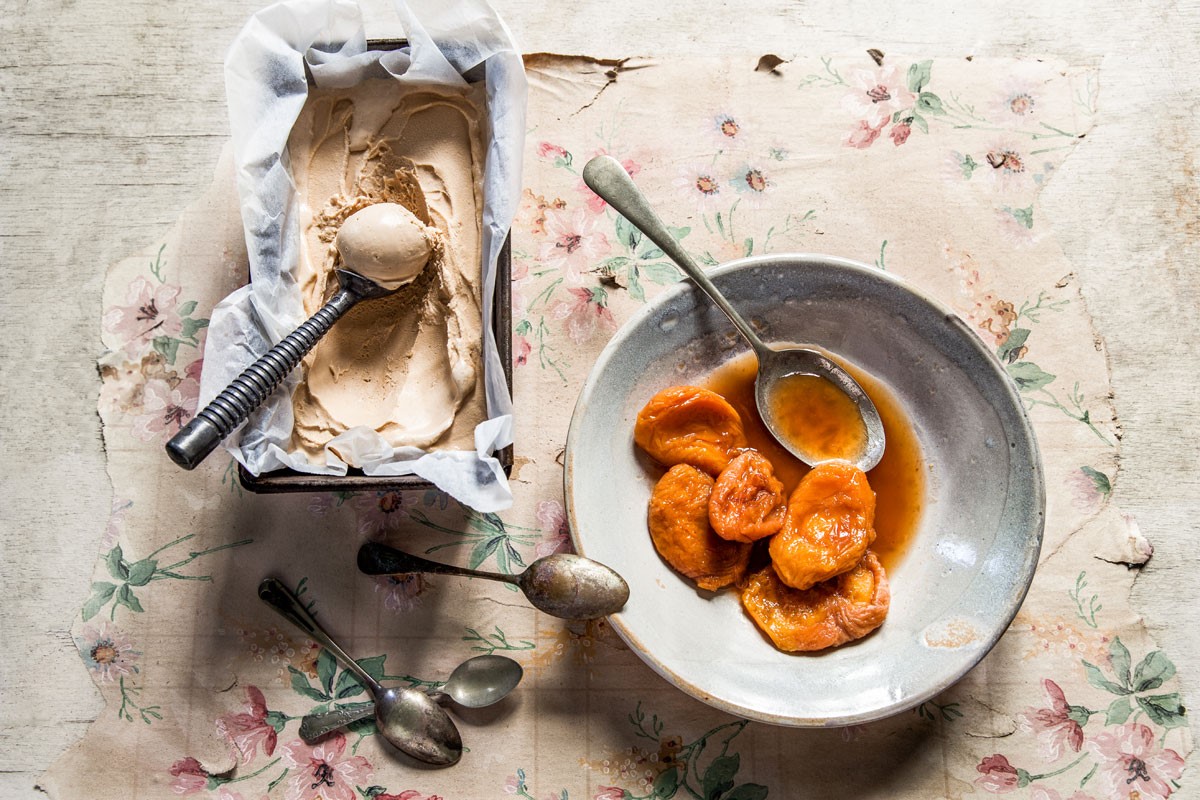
768,461,876,590
635,386,749,476
741,551,890,652
648,464,751,591
708,450,787,543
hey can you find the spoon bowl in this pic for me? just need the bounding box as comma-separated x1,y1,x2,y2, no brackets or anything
582,155,885,470
358,542,629,620
438,653,524,708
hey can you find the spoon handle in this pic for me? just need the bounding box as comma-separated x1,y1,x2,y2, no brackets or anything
299,703,375,742
358,542,516,586
299,692,453,742
257,578,384,695
582,156,771,355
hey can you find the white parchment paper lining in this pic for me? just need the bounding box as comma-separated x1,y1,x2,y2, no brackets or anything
201,0,525,511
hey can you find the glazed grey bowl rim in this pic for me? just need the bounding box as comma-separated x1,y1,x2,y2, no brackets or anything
564,252,1046,727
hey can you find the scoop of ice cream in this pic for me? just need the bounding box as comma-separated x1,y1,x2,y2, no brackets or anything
335,202,433,289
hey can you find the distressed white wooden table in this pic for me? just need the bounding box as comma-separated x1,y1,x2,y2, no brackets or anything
1,1,1198,796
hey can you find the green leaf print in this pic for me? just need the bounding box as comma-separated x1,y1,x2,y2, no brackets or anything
638,262,680,284
917,91,945,115
106,545,129,581
178,300,198,317
153,335,181,365
334,669,367,699
1136,693,1187,728
1133,650,1176,692
125,559,157,587
1007,361,1056,391
82,582,118,622
702,754,739,799
1082,659,1129,696
615,213,643,251
180,317,209,342
1110,637,1133,688
1080,466,1111,497
317,648,337,696
288,666,328,702
653,766,680,798
907,60,933,93
84,535,253,622
997,328,1031,363
1105,696,1133,725
116,584,144,613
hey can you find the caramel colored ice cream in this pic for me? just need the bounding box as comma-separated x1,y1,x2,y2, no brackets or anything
335,202,434,290
286,79,488,463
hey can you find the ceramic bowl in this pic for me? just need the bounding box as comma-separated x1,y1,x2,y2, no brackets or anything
564,254,1044,726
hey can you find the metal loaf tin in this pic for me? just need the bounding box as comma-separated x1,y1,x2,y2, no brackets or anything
239,39,513,494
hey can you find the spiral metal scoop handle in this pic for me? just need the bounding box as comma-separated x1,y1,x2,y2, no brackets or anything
165,270,393,470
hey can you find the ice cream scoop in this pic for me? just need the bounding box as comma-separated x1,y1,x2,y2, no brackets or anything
335,202,434,290
166,203,432,470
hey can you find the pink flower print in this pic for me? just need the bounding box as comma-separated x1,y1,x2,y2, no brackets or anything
515,335,532,367
984,139,1032,194
102,497,132,550
975,754,1026,793
279,734,372,800
730,163,775,207
890,121,912,146
549,287,617,345
376,792,444,800
674,162,724,211
594,788,625,800
354,491,408,534
992,79,1038,120
535,499,571,557
538,207,611,284
843,120,885,149
104,276,184,355
1068,467,1108,513
131,377,199,442
709,112,747,148
537,141,569,161
1087,723,1185,800
842,64,914,128
1017,679,1085,761
168,757,210,795
577,151,641,213
78,620,139,683
216,685,277,763
184,356,204,383
373,572,429,612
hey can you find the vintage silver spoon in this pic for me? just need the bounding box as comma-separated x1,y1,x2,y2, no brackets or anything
166,203,433,470
257,578,463,766
582,155,886,471
298,654,523,742
358,542,629,620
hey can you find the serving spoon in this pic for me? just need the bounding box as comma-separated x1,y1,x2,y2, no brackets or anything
358,542,629,620
298,654,523,742
258,578,463,766
582,155,886,471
